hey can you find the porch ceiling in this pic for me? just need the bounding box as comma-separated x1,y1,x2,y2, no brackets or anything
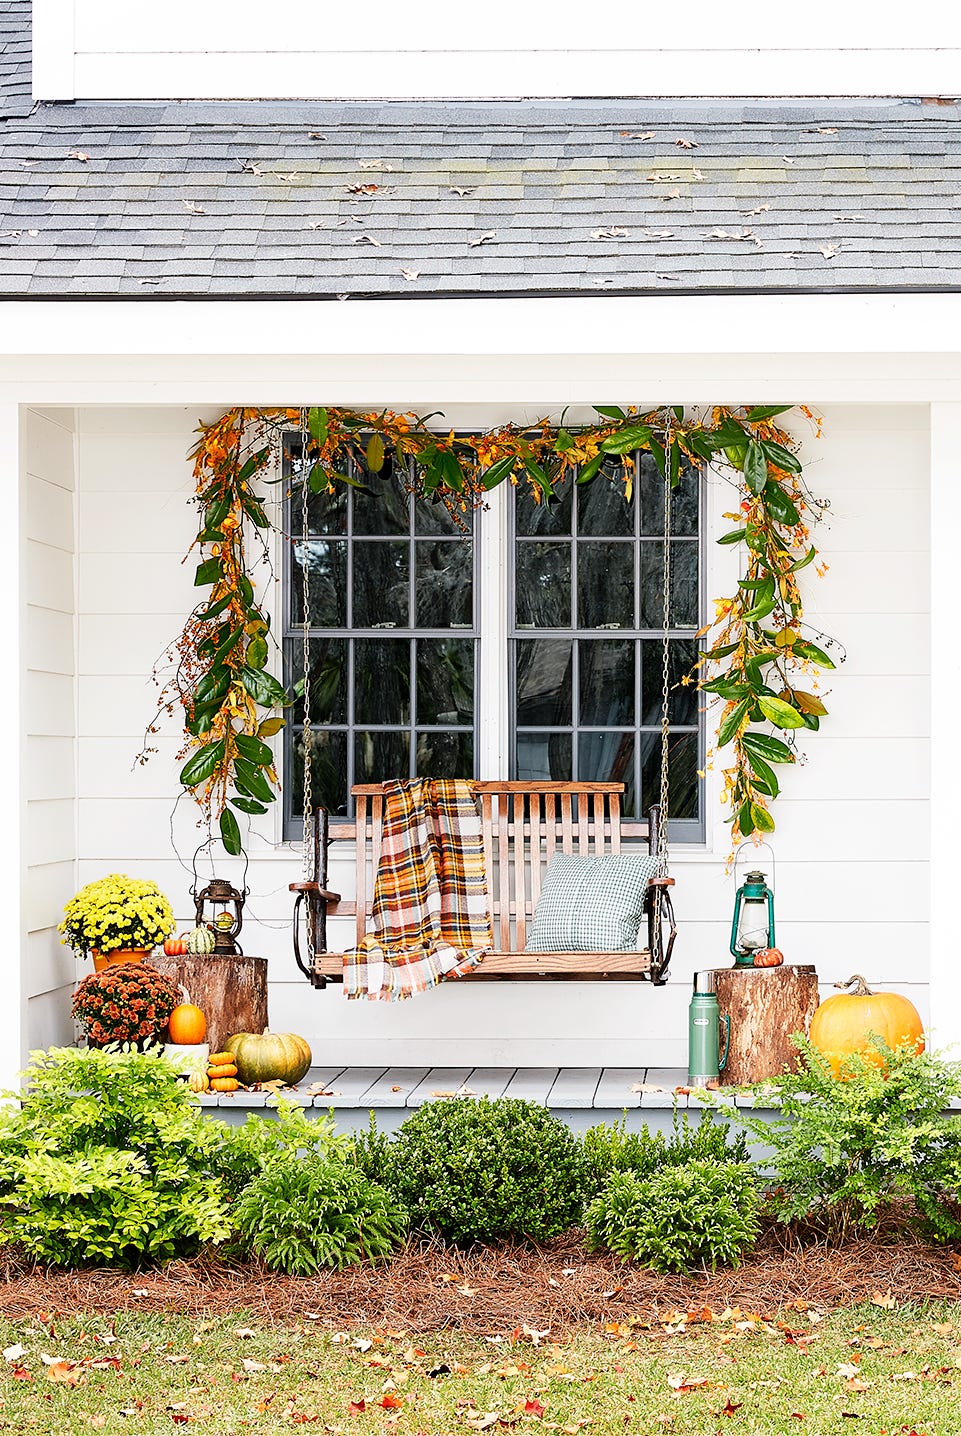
3,2,961,300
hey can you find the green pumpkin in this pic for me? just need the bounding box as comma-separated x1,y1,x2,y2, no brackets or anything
186,925,216,956
225,1030,312,1087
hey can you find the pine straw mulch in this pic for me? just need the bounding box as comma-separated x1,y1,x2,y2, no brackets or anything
1,1221,959,1333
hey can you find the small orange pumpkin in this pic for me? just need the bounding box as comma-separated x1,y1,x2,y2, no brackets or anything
753,947,784,968
210,1076,240,1092
810,973,925,1077
168,1000,207,1045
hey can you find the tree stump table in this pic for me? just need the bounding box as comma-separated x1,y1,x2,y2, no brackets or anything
148,953,268,1054
713,964,820,1085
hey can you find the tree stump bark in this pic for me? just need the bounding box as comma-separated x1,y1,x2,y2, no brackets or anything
713,964,820,1085
148,954,268,1054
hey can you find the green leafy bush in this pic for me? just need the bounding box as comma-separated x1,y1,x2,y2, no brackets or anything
233,1153,407,1274
389,1097,586,1244
585,1160,760,1272
213,1097,350,1199
346,1112,396,1189
582,1110,749,1197
717,1035,961,1241
0,1047,231,1267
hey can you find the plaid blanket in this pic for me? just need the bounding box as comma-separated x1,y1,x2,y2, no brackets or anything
343,778,493,1001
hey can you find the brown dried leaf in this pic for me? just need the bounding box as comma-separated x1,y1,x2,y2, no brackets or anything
353,234,383,247
45,1360,81,1386
646,172,684,183
743,204,771,217
469,231,497,247
400,269,421,281
359,159,394,171
675,137,698,149
182,199,206,215
590,226,630,240
620,131,656,140
870,1289,896,1309
450,187,474,196
819,244,839,259
69,149,90,162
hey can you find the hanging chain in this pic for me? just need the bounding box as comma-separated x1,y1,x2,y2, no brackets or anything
656,412,673,878
299,411,316,927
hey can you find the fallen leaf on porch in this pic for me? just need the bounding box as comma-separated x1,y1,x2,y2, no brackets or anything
391,1085,403,1092
182,200,206,214
469,232,497,247
590,227,629,240
629,1082,665,1093
3,1343,25,1363
871,1290,896,1309
430,1088,476,1098
306,1083,342,1096
69,149,90,162
400,269,421,281
620,131,656,139
675,137,698,148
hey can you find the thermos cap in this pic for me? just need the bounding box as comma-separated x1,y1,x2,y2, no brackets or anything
692,970,717,994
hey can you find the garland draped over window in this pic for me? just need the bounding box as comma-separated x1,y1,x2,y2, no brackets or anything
145,404,835,855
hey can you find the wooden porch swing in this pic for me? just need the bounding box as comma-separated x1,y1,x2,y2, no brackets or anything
289,411,681,990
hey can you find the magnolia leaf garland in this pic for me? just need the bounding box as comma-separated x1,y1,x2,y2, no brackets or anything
159,403,834,853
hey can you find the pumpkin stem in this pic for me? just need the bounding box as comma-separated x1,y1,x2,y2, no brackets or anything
834,974,874,996
178,984,190,1003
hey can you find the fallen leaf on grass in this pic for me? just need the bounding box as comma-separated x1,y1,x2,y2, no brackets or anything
721,1399,742,1415
233,1328,257,1340
166,1354,189,1364
348,1399,366,1414
380,1393,404,1409
524,1398,546,1417
45,1360,81,1386
3,1344,25,1363
871,1289,896,1309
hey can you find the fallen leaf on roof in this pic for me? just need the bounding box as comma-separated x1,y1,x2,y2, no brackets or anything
646,172,684,183
710,228,762,248
308,132,327,140
642,229,673,238
814,127,839,134
450,186,474,196
359,159,394,171
307,221,325,231
743,204,771,216
783,155,796,164
620,131,656,140
834,213,865,222
819,244,839,259
400,268,421,281
241,161,264,176
691,167,704,180
347,183,385,195
656,273,681,281
13,159,35,167
469,231,497,246
675,137,698,149
353,234,382,246
590,226,630,239
182,200,206,214
69,149,90,162
336,215,364,226
661,189,682,201
276,172,301,184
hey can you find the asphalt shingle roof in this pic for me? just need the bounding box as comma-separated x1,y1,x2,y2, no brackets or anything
2,0,960,298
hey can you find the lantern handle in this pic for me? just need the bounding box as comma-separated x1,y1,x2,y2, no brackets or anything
732,838,776,896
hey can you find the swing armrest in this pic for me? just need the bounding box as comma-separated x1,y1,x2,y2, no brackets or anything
647,876,675,889
289,881,342,903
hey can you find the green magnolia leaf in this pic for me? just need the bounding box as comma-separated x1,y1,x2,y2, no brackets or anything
235,732,274,766
648,439,666,478
366,432,385,473
205,494,232,530
763,481,801,527
481,456,516,490
737,800,755,837
219,806,243,856
790,546,817,573
743,441,768,495
523,456,551,496
669,438,680,486
717,698,751,748
308,407,329,445
742,731,795,764
194,558,222,587
179,738,226,789
747,751,780,799
686,431,718,461
801,711,820,731
724,442,748,471
237,450,268,483
238,574,254,607
234,757,276,804
702,641,740,660
757,694,806,729
257,717,286,738
576,453,604,486
242,496,269,528
716,528,747,546
792,639,836,669
198,593,232,621
699,678,752,699
554,428,574,453
193,666,231,707
335,470,374,493
601,424,653,455
594,405,627,420
308,461,329,494
746,405,792,422
761,439,802,474
246,635,269,670
230,795,269,816
212,626,244,665
437,448,465,493
742,595,777,623
239,666,288,708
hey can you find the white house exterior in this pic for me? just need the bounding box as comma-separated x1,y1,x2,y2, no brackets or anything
1,0,957,1090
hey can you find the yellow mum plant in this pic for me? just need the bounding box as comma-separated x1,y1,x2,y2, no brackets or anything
59,874,175,958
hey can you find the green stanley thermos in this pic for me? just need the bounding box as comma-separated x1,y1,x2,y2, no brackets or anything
688,971,730,1086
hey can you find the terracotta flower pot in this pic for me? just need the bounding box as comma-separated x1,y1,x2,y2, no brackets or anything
91,947,151,972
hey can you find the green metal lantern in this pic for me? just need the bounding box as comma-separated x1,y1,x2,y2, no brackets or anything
730,869,776,966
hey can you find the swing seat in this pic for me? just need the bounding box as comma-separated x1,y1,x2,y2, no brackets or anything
293,781,677,988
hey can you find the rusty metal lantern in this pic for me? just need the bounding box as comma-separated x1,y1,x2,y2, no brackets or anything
192,877,246,955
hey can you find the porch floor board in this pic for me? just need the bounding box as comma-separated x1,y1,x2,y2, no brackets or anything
198,1065,769,1131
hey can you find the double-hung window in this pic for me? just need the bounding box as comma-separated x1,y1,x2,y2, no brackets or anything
283,439,703,838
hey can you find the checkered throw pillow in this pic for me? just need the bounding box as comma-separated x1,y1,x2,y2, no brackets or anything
525,852,659,953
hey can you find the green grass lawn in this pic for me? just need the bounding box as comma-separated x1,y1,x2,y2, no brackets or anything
0,1302,958,1435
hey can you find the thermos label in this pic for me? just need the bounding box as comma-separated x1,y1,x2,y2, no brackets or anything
693,1018,709,1026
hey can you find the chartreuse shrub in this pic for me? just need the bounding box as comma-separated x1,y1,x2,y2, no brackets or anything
213,1097,352,1199
388,1097,586,1244
585,1160,760,1273
0,1046,231,1268
715,1034,961,1242
581,1109,749,1197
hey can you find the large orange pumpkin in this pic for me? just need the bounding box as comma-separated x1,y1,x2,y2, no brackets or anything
809,974,924,1076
